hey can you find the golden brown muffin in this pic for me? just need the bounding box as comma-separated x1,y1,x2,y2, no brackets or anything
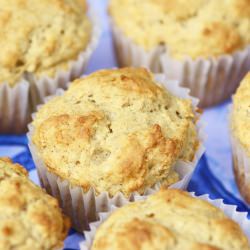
0,0,91,86
109,0,250,59
0,157,70,250
92,189,250,250
32,67,199,197
231,72,250,202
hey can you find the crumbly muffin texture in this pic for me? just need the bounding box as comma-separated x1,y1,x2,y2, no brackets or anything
32,68,199,197
92,189,250,250
109,0,250,59
232,72,250,155
0,0,91,86
0,158,70,250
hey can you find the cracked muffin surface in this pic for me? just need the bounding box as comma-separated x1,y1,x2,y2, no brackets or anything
0,0,91,86
109,0,250,59
92,189,250,250
0,158,70,250
32,67,199,197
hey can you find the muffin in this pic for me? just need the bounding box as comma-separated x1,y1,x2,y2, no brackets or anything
83,189,250,250
109,0,250,107
0,0,99,133
230,72,250,203
0,157,70,250
28,67,204,231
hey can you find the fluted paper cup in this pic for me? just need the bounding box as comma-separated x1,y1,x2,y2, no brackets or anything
111,23,164,73
111,21,250,108
27,74,205,232
161,47,250,107
80,192,250,249
0,6,100,134
0,81,30,133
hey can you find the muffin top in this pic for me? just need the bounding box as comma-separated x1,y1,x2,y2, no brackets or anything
92,189,250,250
232,72,250,155
32,67,199,197
0,0,91,86
109,0,250,59
0,158,70,250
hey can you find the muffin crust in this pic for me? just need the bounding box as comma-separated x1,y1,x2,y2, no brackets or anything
0,158,70,250
32,68,199,197
109,0,250,59
0,0,91,86
92,189,250,250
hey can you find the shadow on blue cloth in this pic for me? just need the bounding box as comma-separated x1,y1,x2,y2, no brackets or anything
0,135,35,171
188,155,250,218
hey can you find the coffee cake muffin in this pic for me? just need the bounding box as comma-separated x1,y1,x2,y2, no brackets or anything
32,67,199,196
29,67,203,231
231,72,250,204
90,190,250,250
0,0,99,133
109,0,250,107
0,157,70,250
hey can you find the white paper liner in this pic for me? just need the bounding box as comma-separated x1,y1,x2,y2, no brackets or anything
229,106,250,204
0,80,30,133
111,23,164,73
27,74,205,232
111,20,250,107
80,192,250,250
0,6,100,134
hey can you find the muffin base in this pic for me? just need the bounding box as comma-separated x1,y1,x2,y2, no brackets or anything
111,21,250,108
0,81,30,133
80,192,250,249
161,47,250,107
28,75,205,232
0,7,101,134
112,23,164,72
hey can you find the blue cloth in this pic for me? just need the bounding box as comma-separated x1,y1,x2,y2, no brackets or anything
0,0,249,249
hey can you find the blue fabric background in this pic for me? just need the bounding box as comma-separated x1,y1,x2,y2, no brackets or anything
0,1,249,249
